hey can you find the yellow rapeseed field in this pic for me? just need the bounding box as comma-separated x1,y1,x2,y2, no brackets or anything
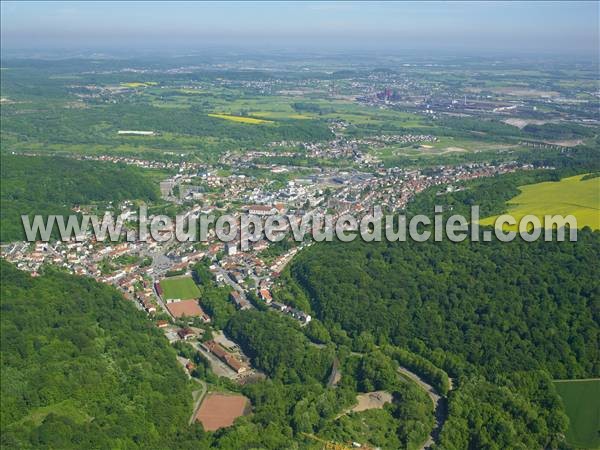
207,113,273,124
480,174,600,230
121,82,158,88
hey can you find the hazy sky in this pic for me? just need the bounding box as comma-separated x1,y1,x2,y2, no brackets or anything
1,1,598,55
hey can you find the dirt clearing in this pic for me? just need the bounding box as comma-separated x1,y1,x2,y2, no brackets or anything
195,393,250,431
351,391,393,413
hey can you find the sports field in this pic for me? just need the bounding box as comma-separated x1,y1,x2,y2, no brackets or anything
195,393,249,431
159,276,201,300
480,174,600,230
166,300,206,318
554,379,600,449
208,113,273,124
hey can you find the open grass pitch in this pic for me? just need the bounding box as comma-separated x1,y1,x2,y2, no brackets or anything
159,276,201,300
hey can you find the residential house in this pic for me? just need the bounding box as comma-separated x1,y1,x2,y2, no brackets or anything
177,328,196,340
230,291,251,310
259,289,272,304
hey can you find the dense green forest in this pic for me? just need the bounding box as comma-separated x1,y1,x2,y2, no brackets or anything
322,350,434,449
0,260,193,449
283,231,599,378
221,311,434,449
280,234,598,448
226,310,334,383
276,162,600,447
0,154,158,241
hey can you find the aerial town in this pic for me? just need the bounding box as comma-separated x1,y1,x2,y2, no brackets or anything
3,125,541,387
1,11,598,445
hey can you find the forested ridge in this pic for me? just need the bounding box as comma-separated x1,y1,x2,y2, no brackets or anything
278,164,600,448
0,154,159,242
224,322,435,450
0,260,192,449
0,260,436,449
284,232,599,378
226,310,334,383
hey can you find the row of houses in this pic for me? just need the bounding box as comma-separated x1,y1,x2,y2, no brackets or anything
245,203,286,216
270,301,312,325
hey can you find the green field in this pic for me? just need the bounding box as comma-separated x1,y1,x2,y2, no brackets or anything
159,276,201,300
554,379,600,449
480,174,600,230
147,90,427,128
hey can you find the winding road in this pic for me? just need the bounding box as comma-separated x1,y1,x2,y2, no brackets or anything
396,367,451,449
347,349,452,449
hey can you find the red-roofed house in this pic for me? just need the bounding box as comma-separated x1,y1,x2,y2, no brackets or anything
259,289,272,304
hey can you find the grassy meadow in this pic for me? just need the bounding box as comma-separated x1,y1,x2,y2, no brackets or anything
554,379,600,449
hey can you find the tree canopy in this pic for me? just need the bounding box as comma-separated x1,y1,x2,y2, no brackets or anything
0,260,193,449
1,154,159,241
